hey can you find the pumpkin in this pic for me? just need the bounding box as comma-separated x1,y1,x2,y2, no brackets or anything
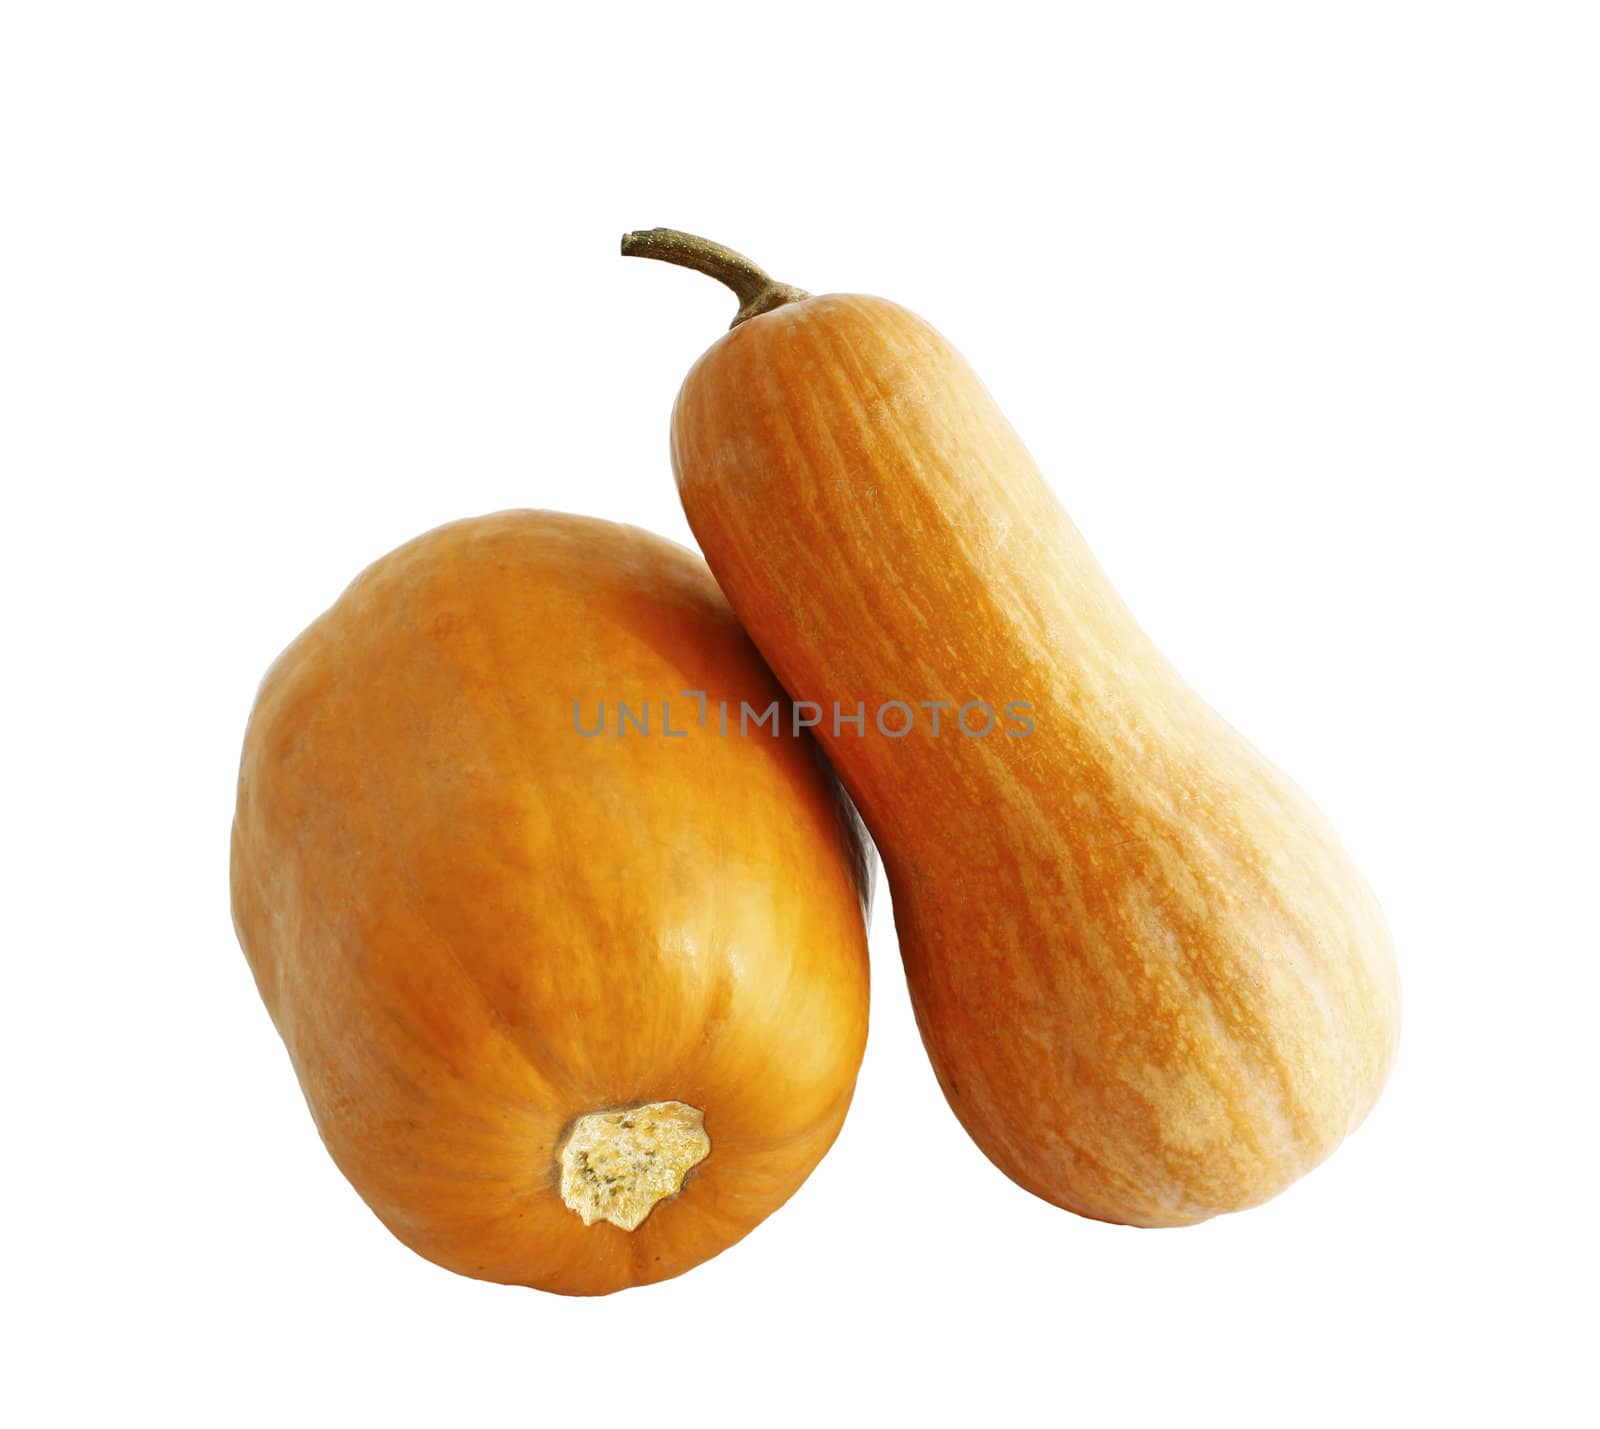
230,511,872,1293
625,229,1400,1227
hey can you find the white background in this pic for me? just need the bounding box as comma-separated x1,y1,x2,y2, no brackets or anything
5,3,1596,1424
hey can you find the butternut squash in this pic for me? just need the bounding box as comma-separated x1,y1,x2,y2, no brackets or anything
230,511,872,1293
625,229,1400,1227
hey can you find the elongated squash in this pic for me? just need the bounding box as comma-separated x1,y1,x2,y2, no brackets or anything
626,229,1399,1227
231,511,871,1292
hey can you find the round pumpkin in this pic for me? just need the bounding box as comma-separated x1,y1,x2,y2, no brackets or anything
230,511,872,1294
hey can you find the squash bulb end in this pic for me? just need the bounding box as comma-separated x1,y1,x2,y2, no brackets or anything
559,1102,710,1231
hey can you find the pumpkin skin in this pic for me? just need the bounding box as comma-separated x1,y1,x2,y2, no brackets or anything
667,292,1399,1228
230,511,872,1294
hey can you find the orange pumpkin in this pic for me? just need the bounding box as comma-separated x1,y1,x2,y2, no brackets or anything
230,511,872,1294
627,230,1399,1228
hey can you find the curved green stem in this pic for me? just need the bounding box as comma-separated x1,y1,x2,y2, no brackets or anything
621,228,810,328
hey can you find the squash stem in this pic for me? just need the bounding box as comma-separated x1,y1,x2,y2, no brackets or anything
621,228,810,328
558,1101,710,1232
